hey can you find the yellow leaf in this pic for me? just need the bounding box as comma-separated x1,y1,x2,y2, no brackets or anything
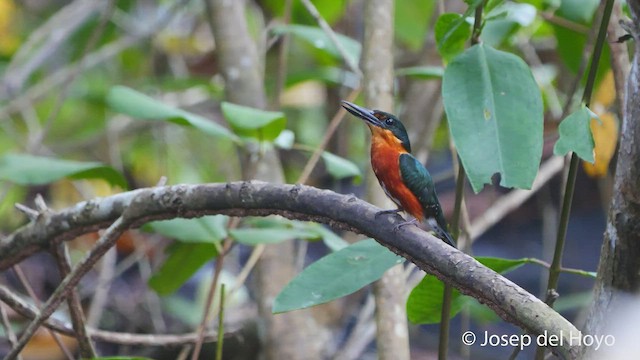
0,0,20,55
593,70,615,108
583,112,618,177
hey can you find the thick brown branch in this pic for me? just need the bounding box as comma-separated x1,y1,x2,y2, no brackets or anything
0,181,580,357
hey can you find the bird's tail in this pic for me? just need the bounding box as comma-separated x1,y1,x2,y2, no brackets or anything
427,217,456,248
435,227,456,248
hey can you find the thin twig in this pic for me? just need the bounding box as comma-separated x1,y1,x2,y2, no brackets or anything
215,284,226,360
86,247,117,328
0,284,241,347
228,244,264,299
137,254,168,332
0,0,191,121
191,217,238,360
5,216,131,359
333,294,376,360
297,87,361,184
299,0,363,78
14,203,39,221
12,265,74,360
30,0,115,151
0,1,105,99
273,0,294,108
540,11,590,34
52,242,96,358
0,302,21,360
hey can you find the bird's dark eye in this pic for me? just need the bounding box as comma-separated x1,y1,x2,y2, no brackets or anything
385,118,394,126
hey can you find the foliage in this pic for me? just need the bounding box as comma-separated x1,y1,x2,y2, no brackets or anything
0,0,621,358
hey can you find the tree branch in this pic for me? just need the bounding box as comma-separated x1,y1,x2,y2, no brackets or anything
0,181,581,358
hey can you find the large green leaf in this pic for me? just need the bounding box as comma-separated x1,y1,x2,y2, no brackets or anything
553,105,596,163
321,151,362,180
221,102,286,142
273,239,403,313
435,13,472,62
148,242,218,295
0,154,127,189
271,25,361,66
407,256,527,324
442,43,543,192
106,86,238,142
230,228,319,246
146,216,229,243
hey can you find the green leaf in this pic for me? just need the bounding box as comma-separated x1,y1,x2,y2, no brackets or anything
481,3,537,47
442,43,543,192
274,129,295,149
0,154,127,189
272,25,361,66
230,228,319,246
221,102,286,142
396,66,444,79
149,242,218,295
273,239,403,313
558,0,599,23
395,0,436,50
553,291,592,312
407,256,527,324
106,86,238,141
475,256,528,273
435,13,472,62
146,216,229,243
406,275,468,324
553,105,596,163
321,151,362,180
311,225,349,251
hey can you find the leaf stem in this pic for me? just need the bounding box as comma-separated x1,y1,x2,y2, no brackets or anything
544,0,614,310
216,284,226,360
439,2,484,359
535,0,614,358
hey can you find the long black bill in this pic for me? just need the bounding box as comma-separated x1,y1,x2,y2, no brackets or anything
341,101,383,127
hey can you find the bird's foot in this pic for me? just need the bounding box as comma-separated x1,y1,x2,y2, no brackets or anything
393,218,418,231
375,208,403,219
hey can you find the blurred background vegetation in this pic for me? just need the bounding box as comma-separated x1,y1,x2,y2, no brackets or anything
0,0,628,359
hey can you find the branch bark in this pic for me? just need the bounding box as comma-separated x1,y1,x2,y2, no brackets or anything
583,3,640,357
0,181,581,358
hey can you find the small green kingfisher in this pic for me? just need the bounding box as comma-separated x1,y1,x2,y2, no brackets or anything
341,101,455,247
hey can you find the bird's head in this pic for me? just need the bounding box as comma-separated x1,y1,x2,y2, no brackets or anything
341,101,411,153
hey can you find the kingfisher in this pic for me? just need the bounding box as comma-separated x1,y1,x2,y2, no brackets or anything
341,101,455,247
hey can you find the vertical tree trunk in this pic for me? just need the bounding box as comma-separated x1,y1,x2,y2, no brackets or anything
583,3,640,357
209,1,325,358
362,1,411,359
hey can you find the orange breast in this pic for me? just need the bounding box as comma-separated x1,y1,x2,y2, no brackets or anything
369,129,424,220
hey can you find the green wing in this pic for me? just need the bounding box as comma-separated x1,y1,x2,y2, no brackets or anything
398,153,438,215
399,153,455,246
